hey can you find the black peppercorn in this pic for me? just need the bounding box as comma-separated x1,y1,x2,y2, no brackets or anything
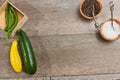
82,0,100,17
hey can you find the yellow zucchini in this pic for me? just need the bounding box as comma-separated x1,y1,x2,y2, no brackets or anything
10,39,22,73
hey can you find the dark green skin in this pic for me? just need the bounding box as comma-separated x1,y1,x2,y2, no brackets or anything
17,29,37,74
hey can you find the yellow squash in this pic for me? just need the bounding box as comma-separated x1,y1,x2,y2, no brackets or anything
10,39,22,73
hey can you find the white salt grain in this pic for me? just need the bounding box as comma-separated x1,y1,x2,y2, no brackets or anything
102,21,120,39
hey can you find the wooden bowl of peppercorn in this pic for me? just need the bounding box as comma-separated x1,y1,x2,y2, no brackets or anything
80,0,103,19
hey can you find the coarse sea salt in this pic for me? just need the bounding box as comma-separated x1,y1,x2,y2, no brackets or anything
101,21,120,39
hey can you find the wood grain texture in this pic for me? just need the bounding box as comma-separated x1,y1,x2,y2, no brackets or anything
51,74,120,80
1,77,50,80
0,0,120,79
1,34,120,78
41,34,120,76
7,0,120,36
0,37,51,79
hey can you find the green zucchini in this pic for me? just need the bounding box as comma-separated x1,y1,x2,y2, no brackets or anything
17,29,37,74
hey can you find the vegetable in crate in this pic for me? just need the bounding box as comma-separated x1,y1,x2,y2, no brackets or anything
17,29,37,74
10,39,22,73
5,4,18,39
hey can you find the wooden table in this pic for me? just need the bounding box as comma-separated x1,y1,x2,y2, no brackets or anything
1,0,120,80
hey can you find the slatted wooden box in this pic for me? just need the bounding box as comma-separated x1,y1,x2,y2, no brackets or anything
0,0,28,36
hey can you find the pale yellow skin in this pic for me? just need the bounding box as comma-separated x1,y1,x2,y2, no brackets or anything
10,39,22,73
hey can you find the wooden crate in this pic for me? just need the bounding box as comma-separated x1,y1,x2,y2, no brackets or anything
0,0,28,36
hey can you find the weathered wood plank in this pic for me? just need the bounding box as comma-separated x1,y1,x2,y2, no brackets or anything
0,37,51,78
1,34,120,77
40,34,120,76
1,0,120,79
1,77,50,80
51,74,120,80
5,0,120,36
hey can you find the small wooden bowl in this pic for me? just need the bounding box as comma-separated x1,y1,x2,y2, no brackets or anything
100,18,120,41
80,0,103,19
